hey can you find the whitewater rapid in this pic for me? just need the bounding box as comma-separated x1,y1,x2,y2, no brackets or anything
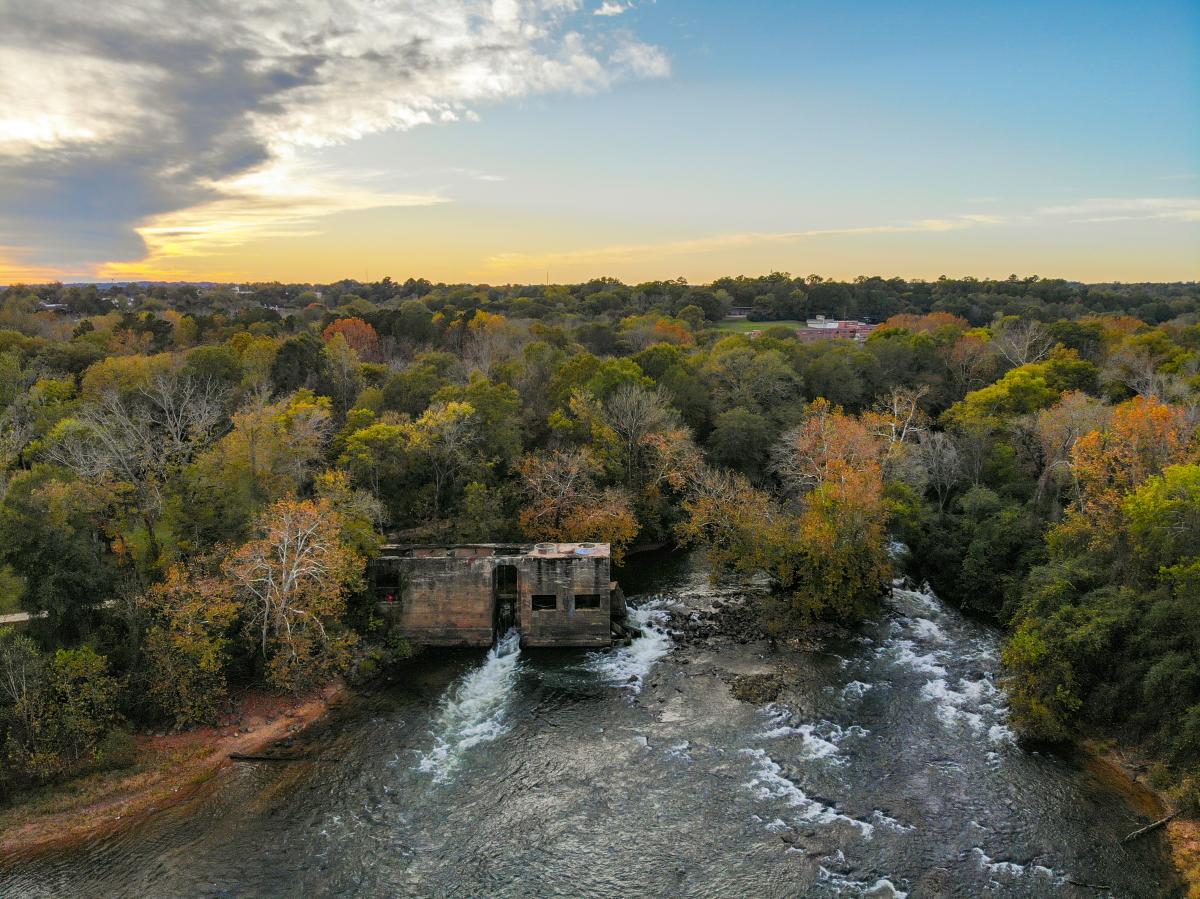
417,603,675,781
583,599,673,692
416,629,524,782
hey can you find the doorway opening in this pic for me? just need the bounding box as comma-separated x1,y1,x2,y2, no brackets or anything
493,564,520,635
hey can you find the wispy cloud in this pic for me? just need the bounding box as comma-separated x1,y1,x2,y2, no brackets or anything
1036,197,1200,223
482,214,1001,270
0,0,669,275
478,198,1198,278
98,161,448,279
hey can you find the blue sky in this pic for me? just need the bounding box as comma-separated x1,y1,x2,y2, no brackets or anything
0,0,1196,283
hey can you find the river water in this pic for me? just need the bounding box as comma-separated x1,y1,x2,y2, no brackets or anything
2,552,1180,897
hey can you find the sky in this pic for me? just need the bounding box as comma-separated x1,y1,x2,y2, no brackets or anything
0,0,1197,285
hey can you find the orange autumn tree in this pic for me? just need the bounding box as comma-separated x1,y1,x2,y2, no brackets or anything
772,403,892,620
771,398,884,493
516,449,639,562
792,459,891,621
1064,395,1195,541
321,317,379,360
678,400,892,622
225,497,364,691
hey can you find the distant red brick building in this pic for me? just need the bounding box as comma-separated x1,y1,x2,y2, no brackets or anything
796,315,877,343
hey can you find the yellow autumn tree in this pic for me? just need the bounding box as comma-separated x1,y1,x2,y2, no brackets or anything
142,564,237,728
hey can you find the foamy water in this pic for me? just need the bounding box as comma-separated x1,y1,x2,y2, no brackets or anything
882,583,1015,748
419,600,675,783
753,704,869,763
584,599,673,692
971,847,1067,889
818,868,910,899
416,629,523,782
740,747,876,837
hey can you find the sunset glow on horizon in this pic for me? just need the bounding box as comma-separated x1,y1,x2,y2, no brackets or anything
1,0,1197,285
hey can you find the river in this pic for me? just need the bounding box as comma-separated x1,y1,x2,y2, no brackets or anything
1,552,1180,897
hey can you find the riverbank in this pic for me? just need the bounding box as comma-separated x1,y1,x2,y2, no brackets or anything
1081,740,1200,898
0,680,345,860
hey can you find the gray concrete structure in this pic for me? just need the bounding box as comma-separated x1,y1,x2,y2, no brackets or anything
370,543,625,648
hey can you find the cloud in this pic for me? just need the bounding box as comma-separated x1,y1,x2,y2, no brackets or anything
1036,197,1200,223
0,49,165,156
481,214,1001,271
98,161,448,279
477,199,1198,279
594,2,629,15
610,40,671,78
0,0,669,275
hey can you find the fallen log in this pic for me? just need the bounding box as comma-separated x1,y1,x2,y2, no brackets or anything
1120,813,1176,844
228,752,307,762
1066,878,1112,891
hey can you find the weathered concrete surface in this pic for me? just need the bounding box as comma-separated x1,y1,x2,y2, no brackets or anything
0,611,46,625
371,543,615,648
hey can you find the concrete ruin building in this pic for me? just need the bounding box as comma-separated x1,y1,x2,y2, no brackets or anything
369,542,630,648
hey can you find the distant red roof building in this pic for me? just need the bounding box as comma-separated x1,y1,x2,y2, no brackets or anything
743,315,877,343
797,315,876,343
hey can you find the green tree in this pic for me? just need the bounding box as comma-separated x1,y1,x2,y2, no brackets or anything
3,643,120,782
141,564,237,728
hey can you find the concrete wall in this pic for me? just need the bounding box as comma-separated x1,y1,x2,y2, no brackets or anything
372,545,612,648
378,554,497,646
519,556,611,648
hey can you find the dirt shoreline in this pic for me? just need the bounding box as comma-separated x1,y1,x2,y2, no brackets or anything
0,680,345,862
1080,739,1200,898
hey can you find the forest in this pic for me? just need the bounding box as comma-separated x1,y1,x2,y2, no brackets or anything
0,272,1197,814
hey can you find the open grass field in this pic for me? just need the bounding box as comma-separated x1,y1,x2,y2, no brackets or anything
712,319,805,333
0,577,23,615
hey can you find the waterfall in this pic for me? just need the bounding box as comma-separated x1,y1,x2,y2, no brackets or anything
417,629,523,782
584,599,672,692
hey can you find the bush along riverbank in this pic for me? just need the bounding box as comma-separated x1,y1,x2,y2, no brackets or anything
0,632,421,860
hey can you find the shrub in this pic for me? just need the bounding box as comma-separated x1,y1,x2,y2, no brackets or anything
93,728,138,773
